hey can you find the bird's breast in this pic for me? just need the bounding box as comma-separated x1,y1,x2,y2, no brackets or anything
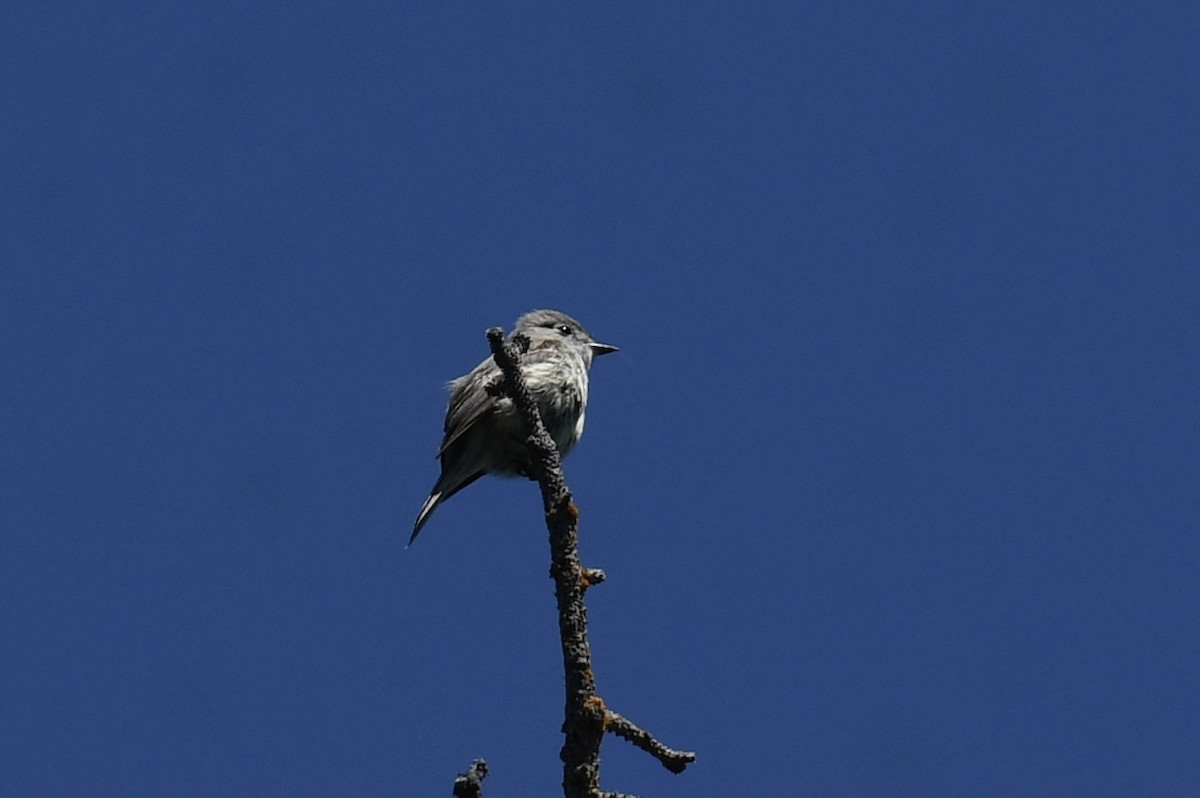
523,356,589,456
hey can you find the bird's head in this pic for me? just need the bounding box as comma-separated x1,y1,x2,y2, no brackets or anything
514,309,618,364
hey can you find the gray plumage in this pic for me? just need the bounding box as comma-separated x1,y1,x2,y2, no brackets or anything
411,309,617,545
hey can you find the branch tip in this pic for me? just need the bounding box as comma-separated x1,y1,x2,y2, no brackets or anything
452,759,488,798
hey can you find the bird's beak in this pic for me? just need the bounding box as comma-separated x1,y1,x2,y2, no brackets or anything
590,341,619,357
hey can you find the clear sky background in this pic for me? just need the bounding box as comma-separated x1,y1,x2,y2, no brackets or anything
3,3,1198,796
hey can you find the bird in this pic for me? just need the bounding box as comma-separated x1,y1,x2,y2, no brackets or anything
410,309,617,544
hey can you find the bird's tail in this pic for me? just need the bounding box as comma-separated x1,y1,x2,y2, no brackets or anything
409,491,443,546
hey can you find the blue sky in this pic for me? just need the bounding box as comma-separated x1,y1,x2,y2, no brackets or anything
3,3,1198,795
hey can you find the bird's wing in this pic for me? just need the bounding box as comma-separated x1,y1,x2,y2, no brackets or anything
436,359,499,458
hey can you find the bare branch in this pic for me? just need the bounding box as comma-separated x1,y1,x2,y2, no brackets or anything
485,326,694,797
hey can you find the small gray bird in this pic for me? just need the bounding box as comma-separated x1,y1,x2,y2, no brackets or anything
411,309,617,544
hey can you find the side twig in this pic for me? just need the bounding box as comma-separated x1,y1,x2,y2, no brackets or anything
486,327,695,798
605,712,694,774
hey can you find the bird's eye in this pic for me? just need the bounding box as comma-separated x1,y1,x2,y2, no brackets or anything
556,324,572,336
